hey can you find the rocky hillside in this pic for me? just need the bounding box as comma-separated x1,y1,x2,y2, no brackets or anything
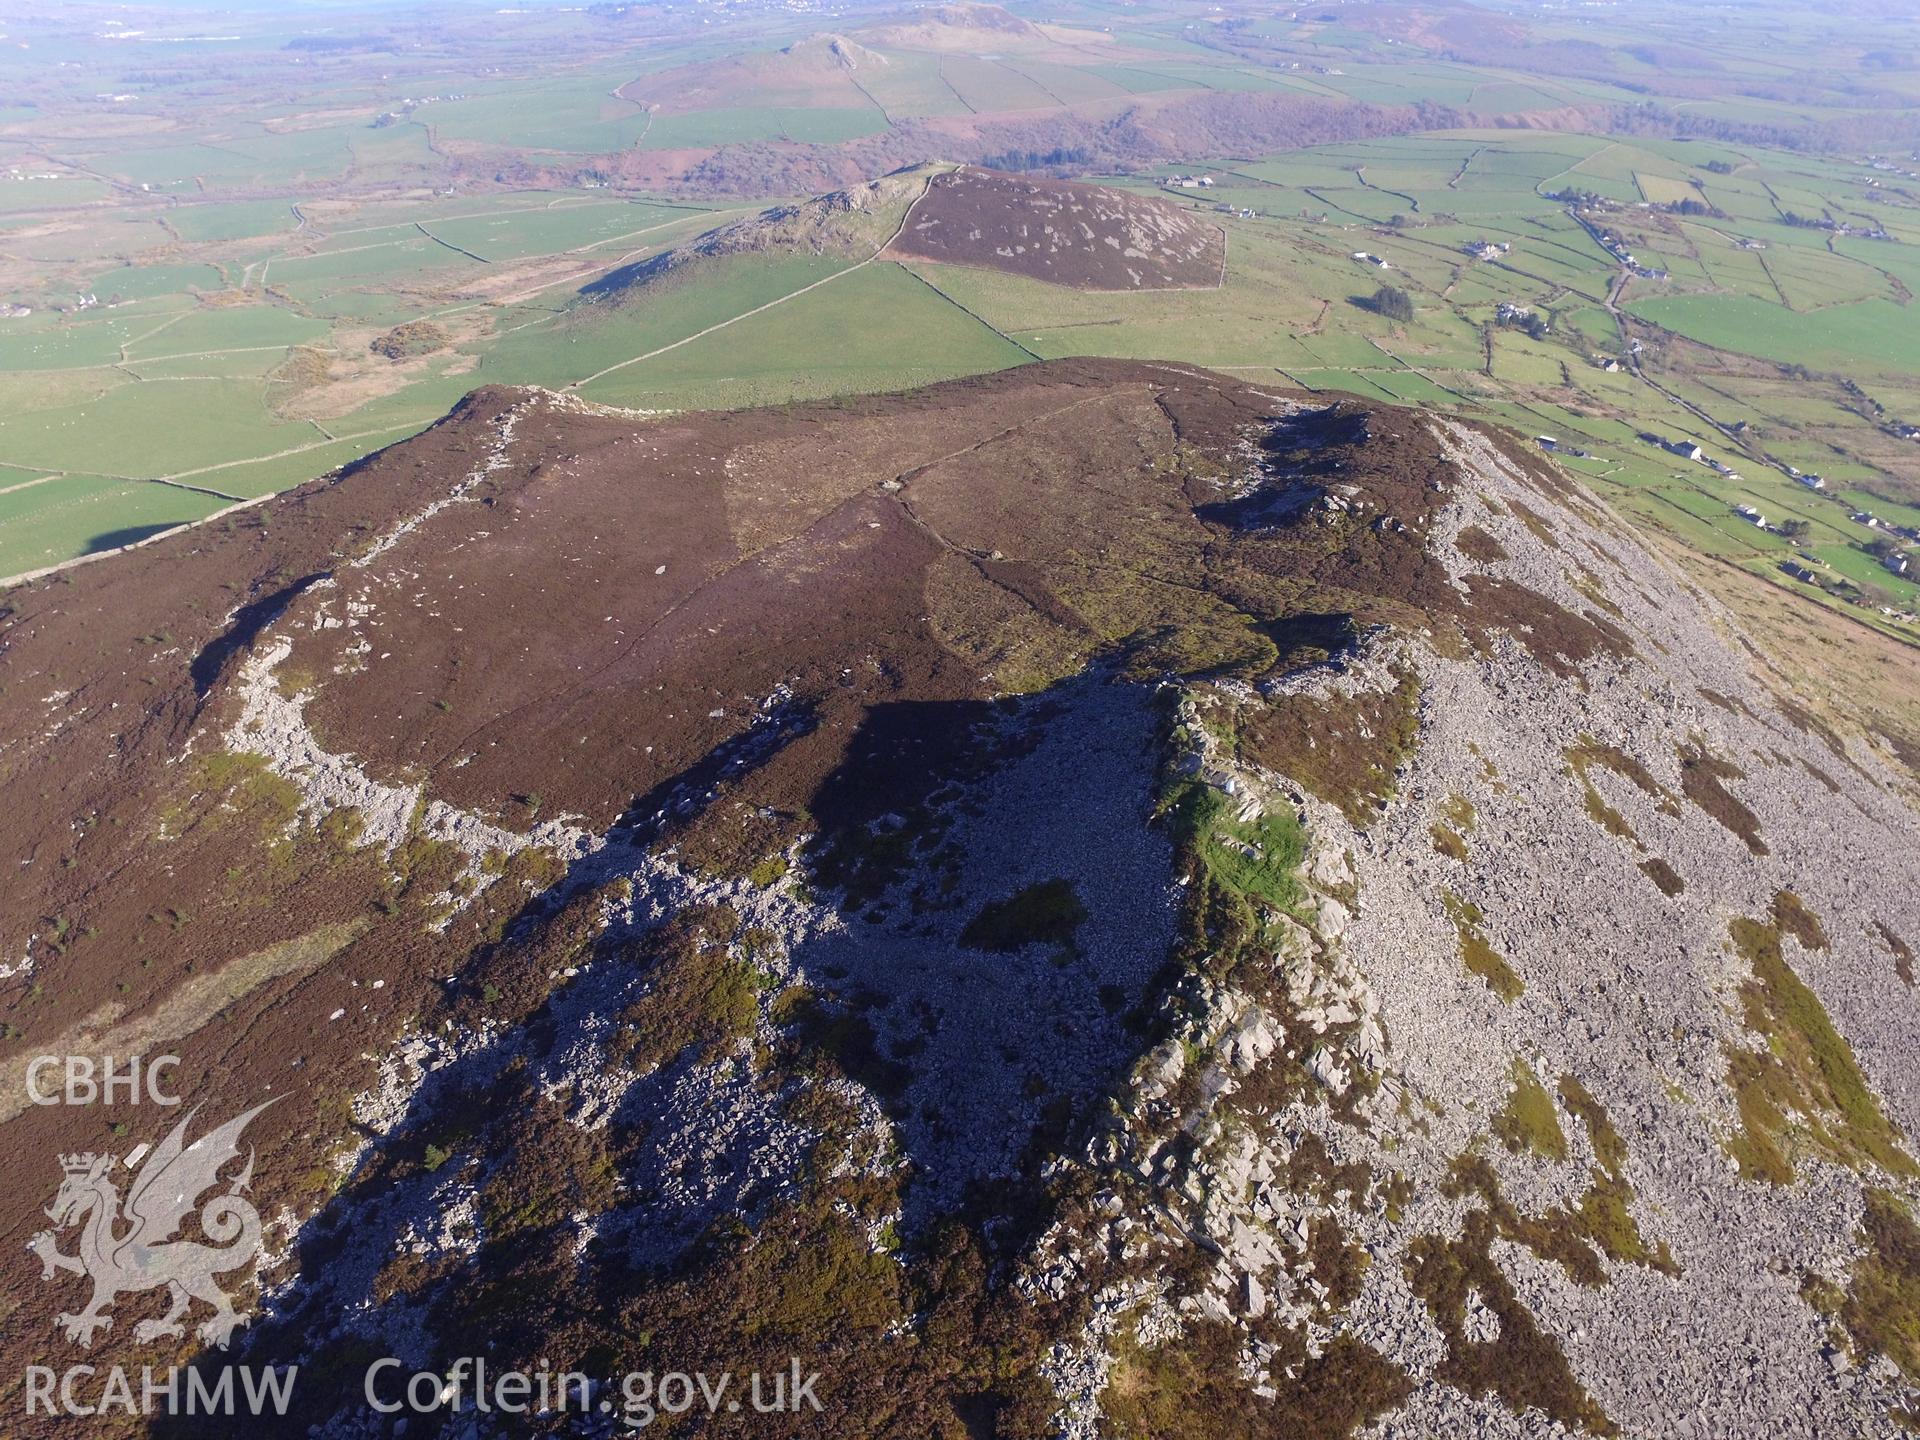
1,360,1916,1438
585,164,1223,306
581,164,943,303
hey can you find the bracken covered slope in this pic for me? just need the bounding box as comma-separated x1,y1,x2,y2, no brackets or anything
0,360,1916,1438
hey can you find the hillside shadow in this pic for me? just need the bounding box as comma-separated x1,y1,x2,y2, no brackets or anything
579,249,675,301
1259,610,1361,673
189,670,1178,1428
190,571,329,698
85,522,181,554
1196,403,1369,530
781,671,1176,1228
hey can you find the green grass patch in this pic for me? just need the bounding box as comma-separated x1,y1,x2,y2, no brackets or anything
0,376,320,478
1833,1189,1920,1381
165,199,302,244
1493,1060,1568,1162
85,263,226,303
1724,914,1915,1184
748,855,790,889
1166,782,1307,917
617,907,762,1074
1101,1322,1411,1440
1444,891,1522,1002
1575,1171,1678,1275
1558,1076,1630,1174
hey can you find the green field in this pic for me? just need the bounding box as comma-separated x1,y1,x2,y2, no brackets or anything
580,261,1031,409
0,473,229,579
1627,295,1920,372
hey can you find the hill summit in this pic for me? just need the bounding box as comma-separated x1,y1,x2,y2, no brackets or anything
886,165,1225,290
858,2,1056,51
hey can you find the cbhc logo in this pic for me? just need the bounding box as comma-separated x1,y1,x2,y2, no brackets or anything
26,1055,181,1107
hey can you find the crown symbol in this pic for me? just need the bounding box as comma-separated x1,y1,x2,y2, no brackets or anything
59,1153,98,1175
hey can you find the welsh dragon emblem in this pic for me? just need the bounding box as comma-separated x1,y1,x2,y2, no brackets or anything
28,1101,273,1349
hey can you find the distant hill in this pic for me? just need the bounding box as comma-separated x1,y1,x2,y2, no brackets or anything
583,164,1223,308
885,166,1224,290
494,85,1456,201
618,5,1124,121
581,164,944,304
619,32,893,114
855,2,1060,52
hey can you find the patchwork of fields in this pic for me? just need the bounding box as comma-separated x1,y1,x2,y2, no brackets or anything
0,187,738,575
1024,132,1920,630
2,115,1917,641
